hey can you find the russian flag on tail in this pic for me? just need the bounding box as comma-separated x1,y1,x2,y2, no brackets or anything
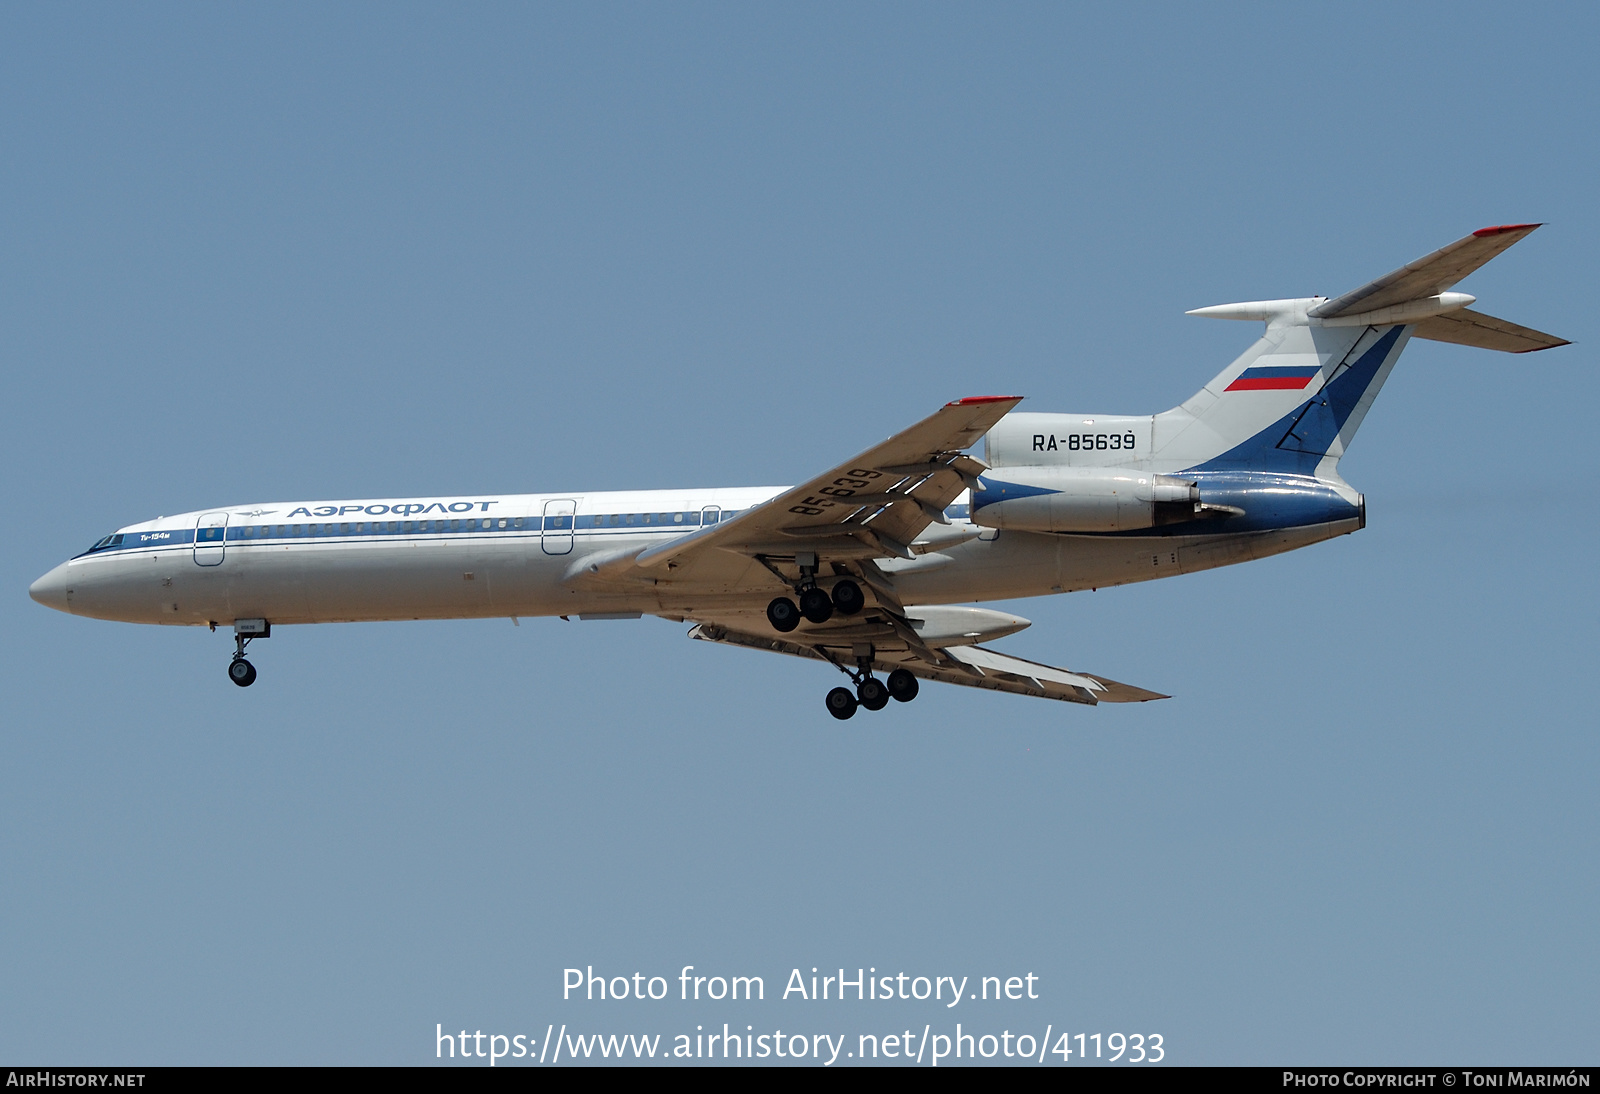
1225,365,1320,392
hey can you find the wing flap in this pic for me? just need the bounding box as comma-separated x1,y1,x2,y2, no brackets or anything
1410,307,1570,354
1309,224,1542,319
942,644,1168,703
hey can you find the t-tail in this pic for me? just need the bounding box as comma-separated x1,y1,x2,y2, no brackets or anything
975,225,1567,535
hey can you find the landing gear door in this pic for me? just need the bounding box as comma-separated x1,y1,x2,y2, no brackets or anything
194,512,229,566
542,499,575,555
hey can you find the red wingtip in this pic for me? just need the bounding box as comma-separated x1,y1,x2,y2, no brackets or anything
1473,223,1542,237
948,395,1022,406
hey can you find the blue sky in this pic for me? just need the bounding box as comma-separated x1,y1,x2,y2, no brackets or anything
2,3,1595,1065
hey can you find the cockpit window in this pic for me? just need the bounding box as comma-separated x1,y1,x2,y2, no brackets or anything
87,533,124,553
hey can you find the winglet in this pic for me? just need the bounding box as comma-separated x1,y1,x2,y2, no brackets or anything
1474,222,1542,237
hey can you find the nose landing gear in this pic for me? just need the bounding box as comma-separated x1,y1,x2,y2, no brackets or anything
227,618,270,688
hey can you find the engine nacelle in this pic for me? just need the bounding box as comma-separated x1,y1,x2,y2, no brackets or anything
971,467,1199,533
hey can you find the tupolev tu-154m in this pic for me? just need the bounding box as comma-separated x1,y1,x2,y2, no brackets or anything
30,226,1567,718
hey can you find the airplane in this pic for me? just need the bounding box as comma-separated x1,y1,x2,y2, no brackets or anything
29,225,1567,719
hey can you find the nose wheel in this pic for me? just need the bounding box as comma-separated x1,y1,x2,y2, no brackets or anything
226,619,269,687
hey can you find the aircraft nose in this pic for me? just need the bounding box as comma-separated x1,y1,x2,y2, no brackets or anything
29,564,73,614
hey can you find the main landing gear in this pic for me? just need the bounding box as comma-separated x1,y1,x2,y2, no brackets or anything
766,561,866,634
824,659,920,721
226,618,270,687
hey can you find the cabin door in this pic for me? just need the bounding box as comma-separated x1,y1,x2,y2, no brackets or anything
194,512,228,566
541,499,575,555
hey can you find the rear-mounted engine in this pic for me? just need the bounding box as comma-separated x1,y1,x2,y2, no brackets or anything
971,468,1202,533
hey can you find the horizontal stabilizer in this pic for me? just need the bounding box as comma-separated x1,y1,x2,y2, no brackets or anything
1411,308,1570,354
1309,224,1542,319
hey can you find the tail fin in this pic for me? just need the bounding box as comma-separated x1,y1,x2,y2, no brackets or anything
1149,225,1566,477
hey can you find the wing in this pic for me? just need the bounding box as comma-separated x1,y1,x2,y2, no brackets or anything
1308,223,1543,319
584,396,1022,591
688,619,1167,706
570,393,1167,707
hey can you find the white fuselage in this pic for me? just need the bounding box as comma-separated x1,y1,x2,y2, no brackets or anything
32,485,1356,628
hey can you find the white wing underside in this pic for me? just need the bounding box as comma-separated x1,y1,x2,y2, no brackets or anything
687,618,1165,705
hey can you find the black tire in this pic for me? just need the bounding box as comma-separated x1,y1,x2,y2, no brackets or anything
228,659,257,687
886,668,919,702
799,586,834,624
831,578,865,615
858,677,889,711
825,687,858,720
766,596,801,633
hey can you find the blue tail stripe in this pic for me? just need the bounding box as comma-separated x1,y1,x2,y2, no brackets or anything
1185,325,1404,474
